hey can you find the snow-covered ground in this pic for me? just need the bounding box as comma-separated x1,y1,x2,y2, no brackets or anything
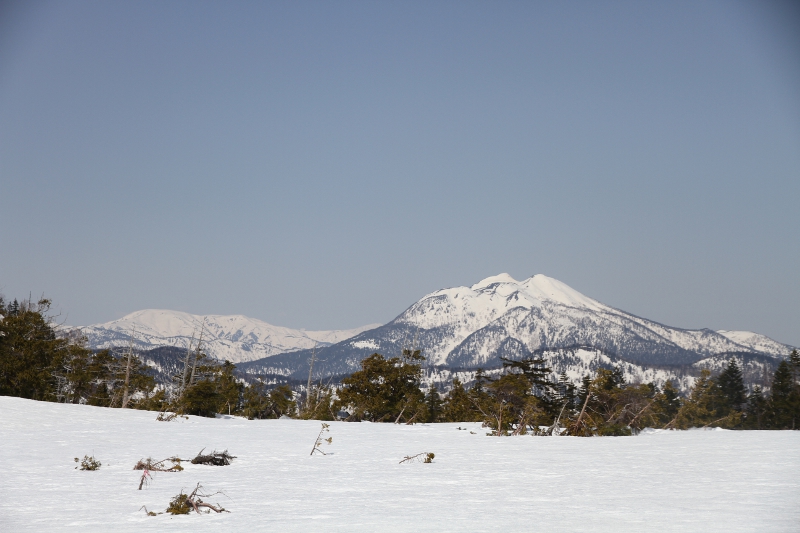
2,397,798,532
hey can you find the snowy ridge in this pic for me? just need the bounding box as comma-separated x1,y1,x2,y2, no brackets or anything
74,309,381,363
716,330,793,356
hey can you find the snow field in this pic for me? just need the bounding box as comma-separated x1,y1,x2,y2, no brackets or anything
1,396,798,532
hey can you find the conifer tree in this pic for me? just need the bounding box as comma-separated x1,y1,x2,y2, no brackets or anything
424,385,443,423
335,351,424,422
441,378,481,422
717,359,746,411
767,360,799,429
744,385,767,429
653,380,682,425
673,369,739,429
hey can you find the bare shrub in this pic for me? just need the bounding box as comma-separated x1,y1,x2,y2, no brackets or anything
166,483,229,515
310,423,333,455
133,457,184,490
74,455,101,470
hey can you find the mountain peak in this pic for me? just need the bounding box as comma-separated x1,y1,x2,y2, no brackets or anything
471,273,519,289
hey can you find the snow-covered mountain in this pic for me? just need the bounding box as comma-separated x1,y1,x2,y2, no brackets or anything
239,273,794,380
75,309,381,363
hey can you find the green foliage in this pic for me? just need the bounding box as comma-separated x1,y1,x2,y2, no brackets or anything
179,380,220,417
717,359,746,411
0,298,156,405
648,380,682,427
174,359,247,418
335,351,425,422
469,357,556,435
564,368,660,436
424,385,443,423
240,381,297,419
673,370,740,429
767,360,800,429
744,386,768,429
0,299,63,400
441,379,482,422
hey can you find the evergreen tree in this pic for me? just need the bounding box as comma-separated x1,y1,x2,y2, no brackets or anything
717,359,746,411
767,360,799,429
789,349,800,384
441,378,481,422
744,385,767,430
215,361,243,415
674,369,739,429
652,380,682,425
335,351,424,422
424,385,443,423
0,299,63,400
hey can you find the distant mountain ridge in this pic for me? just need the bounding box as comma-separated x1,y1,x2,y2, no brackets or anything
75,309,380,363
238,273,794,380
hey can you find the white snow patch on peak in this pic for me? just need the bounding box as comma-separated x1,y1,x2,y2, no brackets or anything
471,273,519,289
520,274,606,311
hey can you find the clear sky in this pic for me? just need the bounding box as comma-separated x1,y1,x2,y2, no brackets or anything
1,1,798,345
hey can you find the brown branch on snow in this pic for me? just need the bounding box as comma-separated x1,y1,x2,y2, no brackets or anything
134,457,185,490
399,452,435,464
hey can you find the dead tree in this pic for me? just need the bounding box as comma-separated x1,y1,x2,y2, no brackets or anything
191,449,235,466
120,327,136,408
179,329,197,397
188,318,207,386
305,343,317,411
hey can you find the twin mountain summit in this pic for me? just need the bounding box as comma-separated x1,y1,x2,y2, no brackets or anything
76,274,795,391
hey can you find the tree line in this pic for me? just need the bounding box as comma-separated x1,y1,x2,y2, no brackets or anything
2,297,798,432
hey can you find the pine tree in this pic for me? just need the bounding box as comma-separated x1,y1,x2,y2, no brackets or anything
335,352,424,422
717,359,746,411
441,379,480,422
424,385,443,423
674,369,738,429
789,349,800,384
744,386,767,429
653,380,682,425
216,361,243,415
768,360,799,429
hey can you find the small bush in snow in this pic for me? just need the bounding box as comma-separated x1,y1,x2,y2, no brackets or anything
74,455,101,470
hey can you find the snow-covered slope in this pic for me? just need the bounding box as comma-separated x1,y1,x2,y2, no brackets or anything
716,330,794,357
239,273,794,379
75,309,381,363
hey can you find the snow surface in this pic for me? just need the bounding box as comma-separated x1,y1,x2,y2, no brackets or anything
2,396,798,532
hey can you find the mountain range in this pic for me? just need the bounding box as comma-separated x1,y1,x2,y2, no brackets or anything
237,274,794,384
75,309,379,363
75,274,794,390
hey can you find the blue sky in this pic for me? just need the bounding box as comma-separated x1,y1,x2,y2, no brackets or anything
1,1,798,345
